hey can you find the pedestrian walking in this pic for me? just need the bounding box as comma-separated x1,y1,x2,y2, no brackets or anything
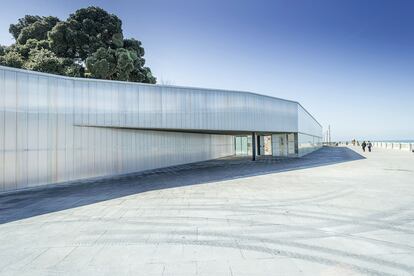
367,141,372,152
362,141,367,152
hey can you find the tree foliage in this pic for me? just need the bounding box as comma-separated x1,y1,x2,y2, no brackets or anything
0,45,6,56
0,50,24,68
0,6,156,83
24,48,66,75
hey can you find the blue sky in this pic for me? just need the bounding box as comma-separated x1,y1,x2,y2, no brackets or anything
1,0,413,141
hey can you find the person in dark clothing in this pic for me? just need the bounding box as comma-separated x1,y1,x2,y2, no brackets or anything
361,141,367,152
367,141,372,152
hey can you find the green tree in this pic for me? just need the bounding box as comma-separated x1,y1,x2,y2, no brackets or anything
49,6,123,60
85,47,116,79
115,48,136,81
13,16,60,45
9,15,43,40
0,50,24,68
1,6,156,83
0,45,5,56
12,38,50,59
23,48,65,74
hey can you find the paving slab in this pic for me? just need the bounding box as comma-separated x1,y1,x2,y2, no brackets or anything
0,146,413,275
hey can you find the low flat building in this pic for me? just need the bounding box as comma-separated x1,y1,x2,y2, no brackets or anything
0,65,322,193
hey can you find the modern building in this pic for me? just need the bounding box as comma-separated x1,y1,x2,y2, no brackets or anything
0,65,322,193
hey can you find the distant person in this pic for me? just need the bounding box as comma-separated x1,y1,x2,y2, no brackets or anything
361,141,367,152
367,141,372,152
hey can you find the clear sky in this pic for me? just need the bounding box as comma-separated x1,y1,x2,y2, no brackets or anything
1,0,413,141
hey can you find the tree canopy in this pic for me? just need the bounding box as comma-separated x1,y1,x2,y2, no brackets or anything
0,6,156,83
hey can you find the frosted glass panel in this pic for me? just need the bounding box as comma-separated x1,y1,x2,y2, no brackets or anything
0,65,321,192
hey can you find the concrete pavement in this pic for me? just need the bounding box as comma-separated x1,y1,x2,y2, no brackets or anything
0,146,413,275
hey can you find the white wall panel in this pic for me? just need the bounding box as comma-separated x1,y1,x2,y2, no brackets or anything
298,105,322,138
298,133,322,157
0,69,5,191
297,105,322,156
4,70,17,190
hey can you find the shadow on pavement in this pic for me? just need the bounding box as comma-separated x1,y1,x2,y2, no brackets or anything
0,147,364,224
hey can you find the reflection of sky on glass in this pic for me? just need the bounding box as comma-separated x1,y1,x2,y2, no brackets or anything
1,0,413,140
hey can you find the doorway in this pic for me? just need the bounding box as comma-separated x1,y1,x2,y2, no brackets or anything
235,136,252,155
258,135,272,155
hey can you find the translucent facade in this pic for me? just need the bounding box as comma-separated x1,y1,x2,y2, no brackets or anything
297,106,323,156
0,66,322,192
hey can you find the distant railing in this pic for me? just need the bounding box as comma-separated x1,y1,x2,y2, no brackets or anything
373,142,414,152
322,142,339,147
322,141,414,153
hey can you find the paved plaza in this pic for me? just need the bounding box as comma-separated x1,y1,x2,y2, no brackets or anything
0,147,413,275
